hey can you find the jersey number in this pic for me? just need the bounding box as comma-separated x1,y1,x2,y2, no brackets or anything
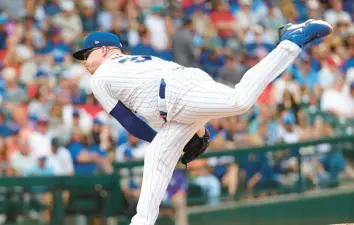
118,56,152,64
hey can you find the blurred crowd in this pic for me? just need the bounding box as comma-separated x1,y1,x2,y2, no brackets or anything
0,0,354,223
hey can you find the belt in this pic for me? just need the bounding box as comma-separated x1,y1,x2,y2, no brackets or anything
158,79,167,122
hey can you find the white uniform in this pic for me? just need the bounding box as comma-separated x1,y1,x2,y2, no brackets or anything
90,40,301,225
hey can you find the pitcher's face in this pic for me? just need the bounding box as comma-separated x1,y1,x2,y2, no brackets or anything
83,46,107,74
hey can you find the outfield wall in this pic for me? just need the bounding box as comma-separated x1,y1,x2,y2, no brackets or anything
184,186,354,225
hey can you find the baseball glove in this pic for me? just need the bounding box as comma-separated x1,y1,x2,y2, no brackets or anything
181,129,210,165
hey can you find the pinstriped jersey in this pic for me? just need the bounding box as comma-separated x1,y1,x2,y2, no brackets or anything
90,54,183,127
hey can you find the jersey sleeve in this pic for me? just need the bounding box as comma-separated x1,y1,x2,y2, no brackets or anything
90,76,157,143
90,77,118,112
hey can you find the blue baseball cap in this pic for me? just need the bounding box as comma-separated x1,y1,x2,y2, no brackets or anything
73,31,122,60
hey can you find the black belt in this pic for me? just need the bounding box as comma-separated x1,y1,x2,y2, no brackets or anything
159,79,167,122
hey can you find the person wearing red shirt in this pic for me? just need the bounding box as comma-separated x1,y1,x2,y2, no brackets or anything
209,1,237,40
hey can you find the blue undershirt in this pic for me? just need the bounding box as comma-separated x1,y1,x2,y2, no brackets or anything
109,101,157,143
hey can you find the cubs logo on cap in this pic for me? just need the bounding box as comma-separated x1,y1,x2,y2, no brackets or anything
72,31,122,60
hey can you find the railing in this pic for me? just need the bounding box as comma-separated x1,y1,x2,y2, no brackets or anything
113,135,354,204
0,135,353,225
0,174,121,225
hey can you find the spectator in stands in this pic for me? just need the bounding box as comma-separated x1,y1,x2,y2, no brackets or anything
116,133,145,163
172,18,198,67
248,105,278,144
109,14,130,53
294,57,319,91
321,76,354,118
277,89,301,120
38,26,71,65
2,67,28,107
28,116,52,158
199,48,225,78
312,117,354,182
191,5,210,36
9,139,36,175
67,127,112,175
144,4,169,51
188,159,221,205
53,0,83,44
277,112,302,144
201,22,223,51
28,86,52,119
241,148,277,198
235,0,258,31
260,2,285,39
209,0,238,42
62,97,93,135
79,0,98,35
91,118,109,147
271,67,301,105
306,0,322,21
324,0,351,26
27,155,54,177
169,2,184,30
318,57,340,90
131,25,157,57
97,0,120,32
296,110,312,139
47,101,69,142
46,138,74,176
217,54,246,87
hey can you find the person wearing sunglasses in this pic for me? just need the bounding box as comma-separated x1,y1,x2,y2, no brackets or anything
73,19,333,225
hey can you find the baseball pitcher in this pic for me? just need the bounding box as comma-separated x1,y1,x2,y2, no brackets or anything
72,19,333,225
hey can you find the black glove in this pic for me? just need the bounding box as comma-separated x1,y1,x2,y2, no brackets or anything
181,129,210,165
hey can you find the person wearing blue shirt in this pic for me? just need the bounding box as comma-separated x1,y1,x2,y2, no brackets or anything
199,49,225,79
38,26,71,64
67,129,112,175
26,156,54,193
27,156,54,176
241,151,278,194
293,57,318,90
0,110,20,137
131,29,158,57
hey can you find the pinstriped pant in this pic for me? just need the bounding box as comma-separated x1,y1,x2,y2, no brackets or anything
131,40,301,225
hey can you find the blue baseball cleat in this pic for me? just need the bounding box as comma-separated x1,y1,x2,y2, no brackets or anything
278,19,333,48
